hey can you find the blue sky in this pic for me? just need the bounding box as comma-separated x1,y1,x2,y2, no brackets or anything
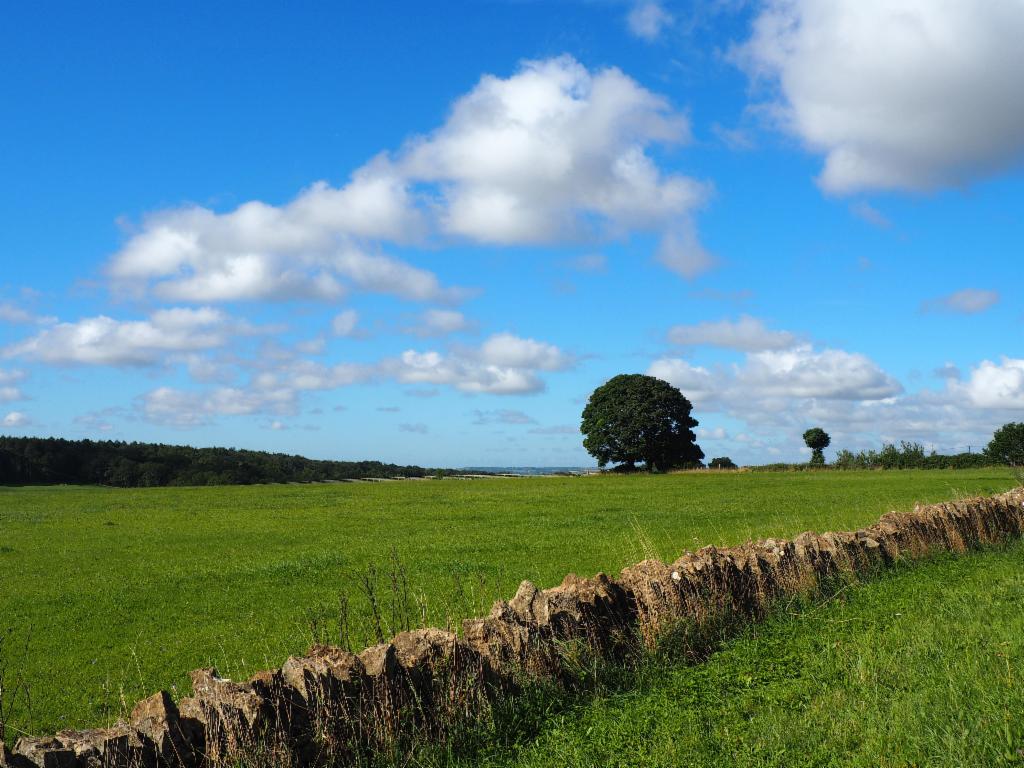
2,0,1022,467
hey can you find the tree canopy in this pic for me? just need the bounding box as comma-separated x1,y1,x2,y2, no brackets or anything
986,422,1024,466
803,427,831,466
0,436,439,487
581,374,704,472
709,456,737,469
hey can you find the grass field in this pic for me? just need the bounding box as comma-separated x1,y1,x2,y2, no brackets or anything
456,542,1024,768
0,469,1018,743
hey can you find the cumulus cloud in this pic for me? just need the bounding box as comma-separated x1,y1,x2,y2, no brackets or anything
737,345,903,400
646,358,720,405
478,333,571,371
958,357,1024,409
135,330,571,425
383,333,574,395
140,385,299,427
921,288,1000,315
735,0,1024,192
401,56,710,258
405,309,472,337
650,343,901,416
2,411,31,428
5,308,236,366
628,1,674,41
109,201,459,304
667,315,797,351
644,340,1024,460
107,56,712,305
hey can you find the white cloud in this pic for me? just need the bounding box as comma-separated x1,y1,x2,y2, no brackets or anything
385,350,542,395
107,56,713,306
0,303,36,324
332,248,462,303
106,191,453,304
6,308,236,366
650,342,901,412
0,369,27,402
667,315,797,351
332,309,360,337
384,333,574,395
0,301,54,325
401,56,709,254
959,357,1024,409
405,309,472,337
646,358,720,405
628,1,675,41
735,0,1024,192
2,411,31,428
478,333,571,370
0,387,23,403
656,223,717,279
737,344,903,400
921,288,1000,315
140,385,299,427
74,408,120,433
256,360,373,393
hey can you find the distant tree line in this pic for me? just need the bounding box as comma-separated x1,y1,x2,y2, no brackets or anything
832,441,993,470
0,436,442,487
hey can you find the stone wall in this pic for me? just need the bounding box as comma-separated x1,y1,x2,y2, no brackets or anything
5,487,1024,768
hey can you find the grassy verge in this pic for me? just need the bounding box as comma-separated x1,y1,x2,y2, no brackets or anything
0,469,1016,741
446,542,1024,768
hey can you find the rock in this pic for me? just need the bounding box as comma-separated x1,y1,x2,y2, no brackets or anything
357,644,399,680
184,667,278,762
130,690,197,768
53,725,143,768
12,738,77,768
281,645,363,704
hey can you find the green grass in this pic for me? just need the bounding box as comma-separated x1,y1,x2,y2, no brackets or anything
455,542,1024,768
0,469,1016,742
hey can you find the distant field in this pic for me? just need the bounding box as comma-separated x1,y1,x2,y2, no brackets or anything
0,469,1017,741
462,541,1024,768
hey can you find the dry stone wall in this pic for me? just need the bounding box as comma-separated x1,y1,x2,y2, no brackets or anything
5,487,1024,768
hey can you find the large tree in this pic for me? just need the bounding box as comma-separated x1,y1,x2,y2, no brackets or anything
986,422,1024,466
581,374,704,472
803,427,831,466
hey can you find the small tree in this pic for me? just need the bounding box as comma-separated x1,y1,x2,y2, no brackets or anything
581,374,704,472
709,456,737,470
803,427,831,466
986,422,1024,466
